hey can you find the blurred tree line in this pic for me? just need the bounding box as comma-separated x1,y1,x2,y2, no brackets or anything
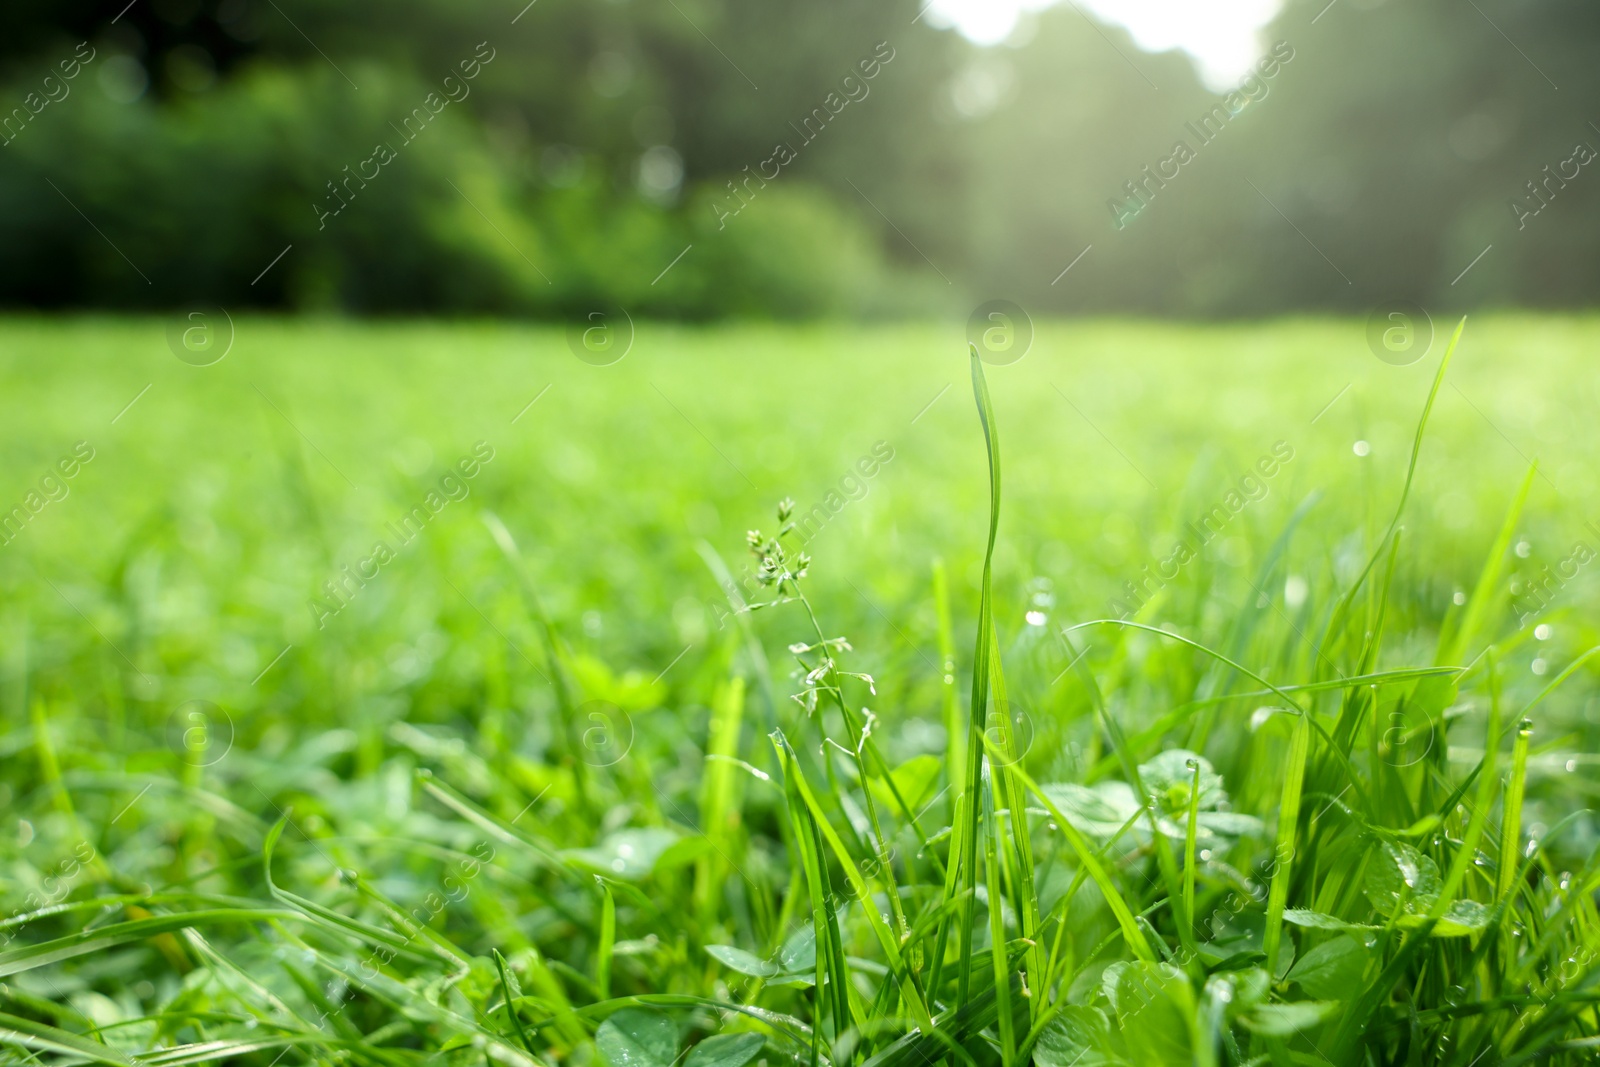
0,0,1596,316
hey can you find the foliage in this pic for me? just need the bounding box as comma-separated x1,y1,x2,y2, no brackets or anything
5,0,1600,312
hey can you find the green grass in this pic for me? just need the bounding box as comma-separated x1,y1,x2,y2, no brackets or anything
1,315,1598,1067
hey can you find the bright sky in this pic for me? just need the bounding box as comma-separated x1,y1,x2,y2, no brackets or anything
921,0,1286,89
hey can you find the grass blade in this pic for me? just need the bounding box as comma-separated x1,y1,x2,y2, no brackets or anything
1496,718,1531,903
697,675,747,927
0,909,288,978
1183,756,1202,946
0,1011,135,1067
597,879,616,999
932,558,962,825
1262,710,1310,978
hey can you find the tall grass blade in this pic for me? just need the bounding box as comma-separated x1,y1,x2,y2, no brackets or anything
1183,756,1202,946
0,1011,136,1067
1262,710,1309,977
493,949,540,1058
698,675,747,926
959,349,1045,1016
982,771,1017,1066
597,879,617,999
948,347,1001,1011
1497,719,1531,902
932,558,962,825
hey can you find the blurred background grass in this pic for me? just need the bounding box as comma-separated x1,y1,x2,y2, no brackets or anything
3,316,1595,862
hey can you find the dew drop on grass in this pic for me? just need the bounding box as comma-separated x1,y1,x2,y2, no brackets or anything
1535,623,1552,640
1353,440,1371,456
1025,610,1046,626
1515,540,1532,557
1453,590,1467,605
1532,658,1548,675
17,819,33,846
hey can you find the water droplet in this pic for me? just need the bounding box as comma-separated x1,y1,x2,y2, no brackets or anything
1025,610,1046,626
1534,623,1552,640
1452,590,1467,605
1532,658,1548,675
1515,540,1532,558
1353,440,1371,457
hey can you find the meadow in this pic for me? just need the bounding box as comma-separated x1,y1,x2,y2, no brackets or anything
1,314,1597,1067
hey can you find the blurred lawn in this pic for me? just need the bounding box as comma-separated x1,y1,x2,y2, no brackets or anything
0,313,1596,820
